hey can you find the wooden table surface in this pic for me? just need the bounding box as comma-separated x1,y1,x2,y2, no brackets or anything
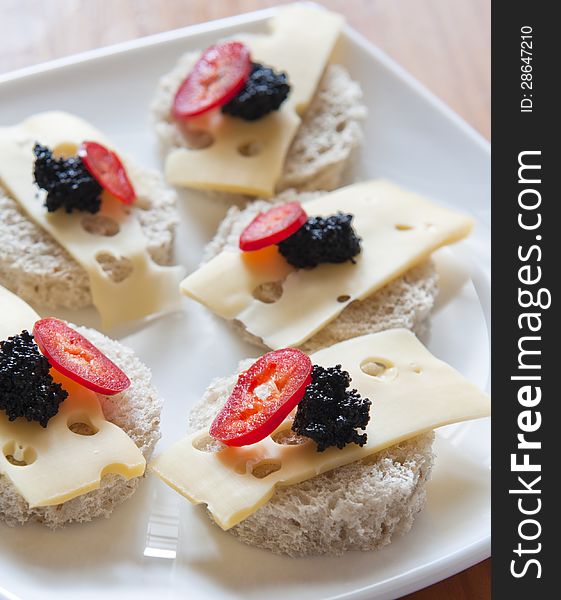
0,1,490,598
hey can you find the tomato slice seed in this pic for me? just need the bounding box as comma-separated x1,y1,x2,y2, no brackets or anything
209,348,312,446
33,318,130,396
79,141,136,205
239,201,308,252
172,41,252,119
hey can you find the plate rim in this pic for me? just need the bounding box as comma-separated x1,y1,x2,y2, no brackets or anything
0,2,490,155
0,4,490,599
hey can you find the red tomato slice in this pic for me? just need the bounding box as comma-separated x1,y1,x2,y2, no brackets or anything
172,41,251,119
33,318,130,396
209,348,312,446
79,141,136,205
239,201,308,252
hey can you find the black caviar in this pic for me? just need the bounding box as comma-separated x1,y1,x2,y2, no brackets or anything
33,144,102,214
278,213,362,269
0,330,67,427
222,62,290,121
292,365,371,452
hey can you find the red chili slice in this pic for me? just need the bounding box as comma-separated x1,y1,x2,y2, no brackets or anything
239,201,308,252
172,41,251,119
79,141,136,205
209,348,312,447
33,318,130,396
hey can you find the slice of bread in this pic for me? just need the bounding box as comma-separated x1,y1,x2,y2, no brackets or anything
189,360,434,557
201,193,438,353
0,324,162,528
152,56,366,195
0,164,178,310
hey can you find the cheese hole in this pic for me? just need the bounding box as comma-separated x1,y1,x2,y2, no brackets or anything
192,434,225,453
3,442,37,466
238,141,262,157
95,252,133,283
395,224,413,231
360,357,398,382
81,215,120,237
233,462,248,475
252,461,282,479
337,294,351,303
252,281,283,303
185,129,215,150
271,428,308,446
411,364,423,374
68,420,99,436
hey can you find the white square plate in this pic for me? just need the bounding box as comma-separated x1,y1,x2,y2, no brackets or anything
0,5,490,600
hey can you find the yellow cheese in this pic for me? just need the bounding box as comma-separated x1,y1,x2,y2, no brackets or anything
0,285,146,506
149,329,490,529
165,5,344,196
0,286,39,341
0,112,183,330
183,244,294,319
180,180,474,349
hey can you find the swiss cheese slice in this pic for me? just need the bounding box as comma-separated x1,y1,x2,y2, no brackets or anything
0,285,146,507
150,329,490,529
0,286,39,341
165,5,344,196
180,180,474,349
0,112,183,330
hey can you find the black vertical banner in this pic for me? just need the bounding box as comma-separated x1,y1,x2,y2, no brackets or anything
492,1,556,596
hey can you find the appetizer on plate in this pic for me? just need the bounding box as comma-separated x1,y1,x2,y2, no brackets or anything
0,286,162,528
152,4,366,198
180,180,473,352
150,329,490,556
0,111,183,330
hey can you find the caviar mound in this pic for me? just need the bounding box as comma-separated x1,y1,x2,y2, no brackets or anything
278,213,362,269
0,330,68,427
292,364,371,452
33,144,103,214
222,62,290,121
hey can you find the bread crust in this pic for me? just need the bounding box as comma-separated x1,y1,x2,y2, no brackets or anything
189,361,434,557
0,325,162,528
